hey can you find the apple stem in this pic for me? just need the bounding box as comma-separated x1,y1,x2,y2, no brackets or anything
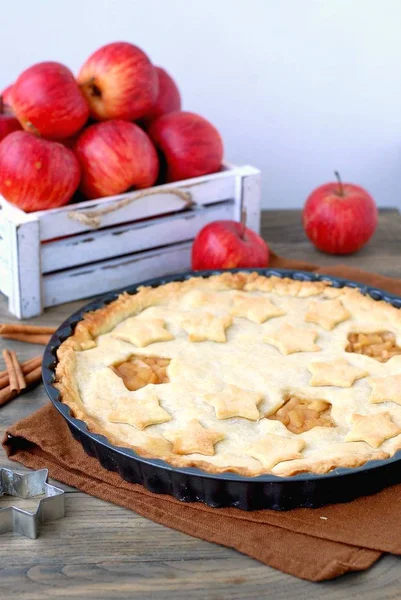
26,122,41,137
334,171,345,196
79,77,96,88
240,206,247,239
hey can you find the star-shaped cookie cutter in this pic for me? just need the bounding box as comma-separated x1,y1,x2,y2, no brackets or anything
0,468,65,539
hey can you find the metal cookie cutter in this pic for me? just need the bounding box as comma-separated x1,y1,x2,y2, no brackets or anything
0,468,65,539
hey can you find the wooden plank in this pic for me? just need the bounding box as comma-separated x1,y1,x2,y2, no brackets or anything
41,201,234,273
43,241,192,307
241,166,261,233
7,216,42,318
0,206,6,239
0,207,9,287
0,261,10,297
36,168,240,241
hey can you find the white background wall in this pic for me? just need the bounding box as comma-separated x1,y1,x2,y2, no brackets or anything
1,0,401,209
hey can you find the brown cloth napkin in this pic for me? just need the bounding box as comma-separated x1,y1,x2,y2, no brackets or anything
3,255,401,582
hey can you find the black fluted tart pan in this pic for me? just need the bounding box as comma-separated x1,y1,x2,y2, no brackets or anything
42,268,401,510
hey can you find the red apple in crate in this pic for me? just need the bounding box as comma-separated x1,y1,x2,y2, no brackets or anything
303,172,378,254
148,111,223,182
78,42,158,121
73,120,159,199
0,131,81,212
12,62,89,139
1,84,14,113
192,219,269,270
142,67,181,128
0,97,22,142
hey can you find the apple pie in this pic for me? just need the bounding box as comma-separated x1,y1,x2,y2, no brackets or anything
55,272,401,477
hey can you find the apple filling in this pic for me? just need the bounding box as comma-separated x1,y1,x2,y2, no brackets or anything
113,355,170,391
269,395,333,434
346,331,401,363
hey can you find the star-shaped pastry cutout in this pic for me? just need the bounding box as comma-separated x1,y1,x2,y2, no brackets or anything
305,299,351,330
181,290,231,309
345,412,401,448
112,317,173,347
108,387,171,430
181,312,232,343
368,374,401,405
308,358,368,387
163,419,225,455
245,434,305,470
230,294,285,324
263,323,320,355
203,384,264,420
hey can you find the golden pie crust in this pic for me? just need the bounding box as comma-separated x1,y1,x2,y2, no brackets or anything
55,272,401,477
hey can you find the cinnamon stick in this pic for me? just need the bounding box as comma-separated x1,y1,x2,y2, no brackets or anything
0,366,42,407
0,333,51,345
24,366,42,386
0,355,42,388
2,349,18,392
10,350,26,391
0,324,56,335
0,387,17,406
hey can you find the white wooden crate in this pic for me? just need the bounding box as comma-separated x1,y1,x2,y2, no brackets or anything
0,164,261,318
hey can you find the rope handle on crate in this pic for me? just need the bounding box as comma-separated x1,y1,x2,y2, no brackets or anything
68,188,194,229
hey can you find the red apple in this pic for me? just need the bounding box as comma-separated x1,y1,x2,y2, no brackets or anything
192,220,270,270
141,66,181,128
73,120,159,199
12,62,89,139
0,131,81,212
303,172,378,255
78,42,158,121
148,111,223,182
1,84,14,113
0,96,22,142
0,114,22,143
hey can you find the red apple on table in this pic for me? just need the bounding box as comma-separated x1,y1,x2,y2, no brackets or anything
148,111,223,182
78,42,158,121
0,96,22,142
12,62,89,139
73,120,159,199
141,66,181,128
192,218,270,270
0,131,81,212
303,172,378,255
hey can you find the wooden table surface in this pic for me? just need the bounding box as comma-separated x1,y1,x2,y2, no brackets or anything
1,208,401,599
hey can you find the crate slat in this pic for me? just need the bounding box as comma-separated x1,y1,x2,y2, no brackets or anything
43,241,192,307
41,201,234,274
0,261,10,296
0,210,8,269
36,169,238,241
7,217,41,318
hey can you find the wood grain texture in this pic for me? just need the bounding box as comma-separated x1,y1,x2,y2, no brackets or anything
1,208,401,599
